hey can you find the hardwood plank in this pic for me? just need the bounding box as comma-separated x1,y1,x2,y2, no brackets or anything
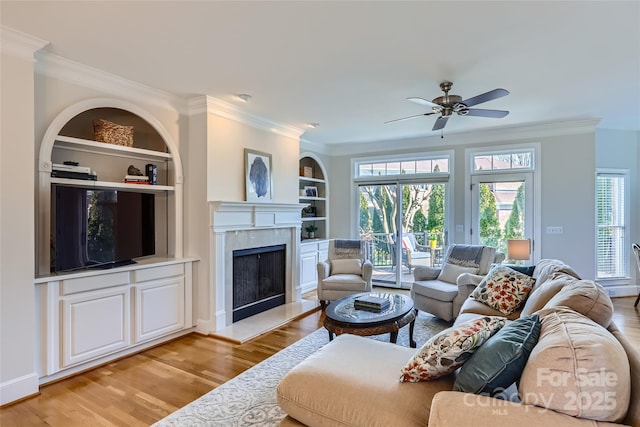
1,298,637,427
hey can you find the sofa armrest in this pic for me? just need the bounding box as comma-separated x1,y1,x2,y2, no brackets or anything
414,266,441,281
362,260,373,288
429,391,607,427
452,273,485,316
456,272,485,288
317,261,330,281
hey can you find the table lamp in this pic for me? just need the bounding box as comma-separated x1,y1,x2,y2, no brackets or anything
507,238,531,264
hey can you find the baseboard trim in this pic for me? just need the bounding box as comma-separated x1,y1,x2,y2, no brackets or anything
0,372,39,406
607,285,639,298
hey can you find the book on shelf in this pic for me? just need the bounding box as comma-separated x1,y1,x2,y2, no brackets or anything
123,180,151,185
124,174,149,181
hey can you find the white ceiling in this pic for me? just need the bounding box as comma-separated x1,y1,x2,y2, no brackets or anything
2,1,639,145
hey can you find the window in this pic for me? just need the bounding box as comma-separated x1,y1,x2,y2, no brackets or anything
596,170,628,280
472,149,534,172
356,156,449,177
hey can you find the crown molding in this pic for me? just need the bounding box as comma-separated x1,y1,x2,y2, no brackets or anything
188,95,305,141
326,118,601,156
34,51,187,114
0,26,49,61
300,137,331,156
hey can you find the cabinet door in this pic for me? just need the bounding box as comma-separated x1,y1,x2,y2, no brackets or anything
300,250,319,294
61,286,130,368
134,278,184,343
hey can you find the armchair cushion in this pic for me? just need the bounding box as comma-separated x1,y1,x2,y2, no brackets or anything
437,263,479,284
414,265,441,280
470,266,535,315
330,258,362,275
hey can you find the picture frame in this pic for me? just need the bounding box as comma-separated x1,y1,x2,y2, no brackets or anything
304,186,318,198
245,149,273,202
302,206,317,217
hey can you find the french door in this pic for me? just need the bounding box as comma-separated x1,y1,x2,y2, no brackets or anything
471,173,533,261
358,181,448,289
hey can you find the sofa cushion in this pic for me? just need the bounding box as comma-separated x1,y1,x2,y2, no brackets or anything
277,334,453,427
458,298,522,321
400,316,505,382
437,263,479,284
519,308,630,423
470,265,535,315
532,259,581,284
520,273,577,315
330,258,362,275
453,314,541,395
543,279,614,327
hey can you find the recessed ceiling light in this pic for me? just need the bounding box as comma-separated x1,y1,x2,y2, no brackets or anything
306,123,320,129
234,94,252,103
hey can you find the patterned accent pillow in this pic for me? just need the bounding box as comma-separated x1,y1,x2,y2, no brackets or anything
471,266,535,315
399,316,505,382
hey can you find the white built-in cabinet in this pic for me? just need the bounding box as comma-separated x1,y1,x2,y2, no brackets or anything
35,99,194,384
299,240,329,294
36,259,193,382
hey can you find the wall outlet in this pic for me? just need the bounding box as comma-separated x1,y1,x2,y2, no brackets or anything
607,289,616,297
546,226,564,234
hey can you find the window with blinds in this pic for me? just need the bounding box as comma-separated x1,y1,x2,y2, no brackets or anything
596,172,627,279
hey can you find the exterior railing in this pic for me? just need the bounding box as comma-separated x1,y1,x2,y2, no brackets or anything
361,231,445,268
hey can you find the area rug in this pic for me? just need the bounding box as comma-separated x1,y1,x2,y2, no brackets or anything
154,312,451,427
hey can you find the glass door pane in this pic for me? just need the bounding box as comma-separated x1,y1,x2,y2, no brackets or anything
471,175,531,262
359,182,447,288
359,183,400,287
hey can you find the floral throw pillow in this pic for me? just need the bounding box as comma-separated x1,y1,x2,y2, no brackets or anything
399,316,505,382
471,265,535,315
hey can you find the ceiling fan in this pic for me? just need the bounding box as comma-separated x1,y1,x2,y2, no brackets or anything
386,81,510,131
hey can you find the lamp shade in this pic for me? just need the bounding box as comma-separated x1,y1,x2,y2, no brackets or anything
507,239,531,260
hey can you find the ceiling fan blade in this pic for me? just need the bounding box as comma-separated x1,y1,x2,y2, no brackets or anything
432,116,449,131
464,108,510,118
460,88,509,107
407,97,440,108
384,112,437,124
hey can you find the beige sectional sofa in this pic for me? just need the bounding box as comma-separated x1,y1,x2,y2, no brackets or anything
277,259,640,427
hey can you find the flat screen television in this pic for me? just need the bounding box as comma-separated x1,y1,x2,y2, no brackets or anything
51,185,155,272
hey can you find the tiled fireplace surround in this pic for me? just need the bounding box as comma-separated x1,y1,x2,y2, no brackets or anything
208,201,308,339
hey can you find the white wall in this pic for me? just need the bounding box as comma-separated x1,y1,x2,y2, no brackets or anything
323,124,612,280
0,45,40,405
596,128,640,288
206,113,300,204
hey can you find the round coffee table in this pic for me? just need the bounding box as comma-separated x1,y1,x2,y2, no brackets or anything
323,292,416,347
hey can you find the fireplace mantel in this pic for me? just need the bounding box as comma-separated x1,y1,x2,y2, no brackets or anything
202,201,306,333
210,201,307,232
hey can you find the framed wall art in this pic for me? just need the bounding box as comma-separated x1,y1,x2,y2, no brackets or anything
245,148,273,202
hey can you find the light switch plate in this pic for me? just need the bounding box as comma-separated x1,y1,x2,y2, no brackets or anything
546,226,564,234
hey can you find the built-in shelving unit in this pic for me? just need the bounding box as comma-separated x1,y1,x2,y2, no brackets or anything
34,99,192,386
299,154,328,240
50,136,174,191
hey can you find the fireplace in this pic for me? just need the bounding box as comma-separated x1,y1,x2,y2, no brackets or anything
232,244,286,322
205,201,305,333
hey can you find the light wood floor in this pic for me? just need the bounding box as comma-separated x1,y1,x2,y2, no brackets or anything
1,298,638,427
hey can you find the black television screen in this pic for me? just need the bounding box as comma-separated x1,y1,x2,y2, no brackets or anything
52,185,155,272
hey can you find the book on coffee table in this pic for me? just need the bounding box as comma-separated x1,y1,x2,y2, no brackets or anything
354,295,390,311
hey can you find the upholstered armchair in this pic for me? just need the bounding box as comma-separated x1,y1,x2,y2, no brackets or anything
411,244,504,321
317,239,373,308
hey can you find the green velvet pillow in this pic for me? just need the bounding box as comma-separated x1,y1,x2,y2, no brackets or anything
453,314,541,395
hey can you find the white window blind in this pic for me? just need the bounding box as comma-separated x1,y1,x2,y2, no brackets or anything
596,172,627,279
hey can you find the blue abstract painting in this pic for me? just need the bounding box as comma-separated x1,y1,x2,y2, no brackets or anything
245,149,272,201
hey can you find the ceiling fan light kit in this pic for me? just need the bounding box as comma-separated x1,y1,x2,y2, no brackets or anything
386,81,510,132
